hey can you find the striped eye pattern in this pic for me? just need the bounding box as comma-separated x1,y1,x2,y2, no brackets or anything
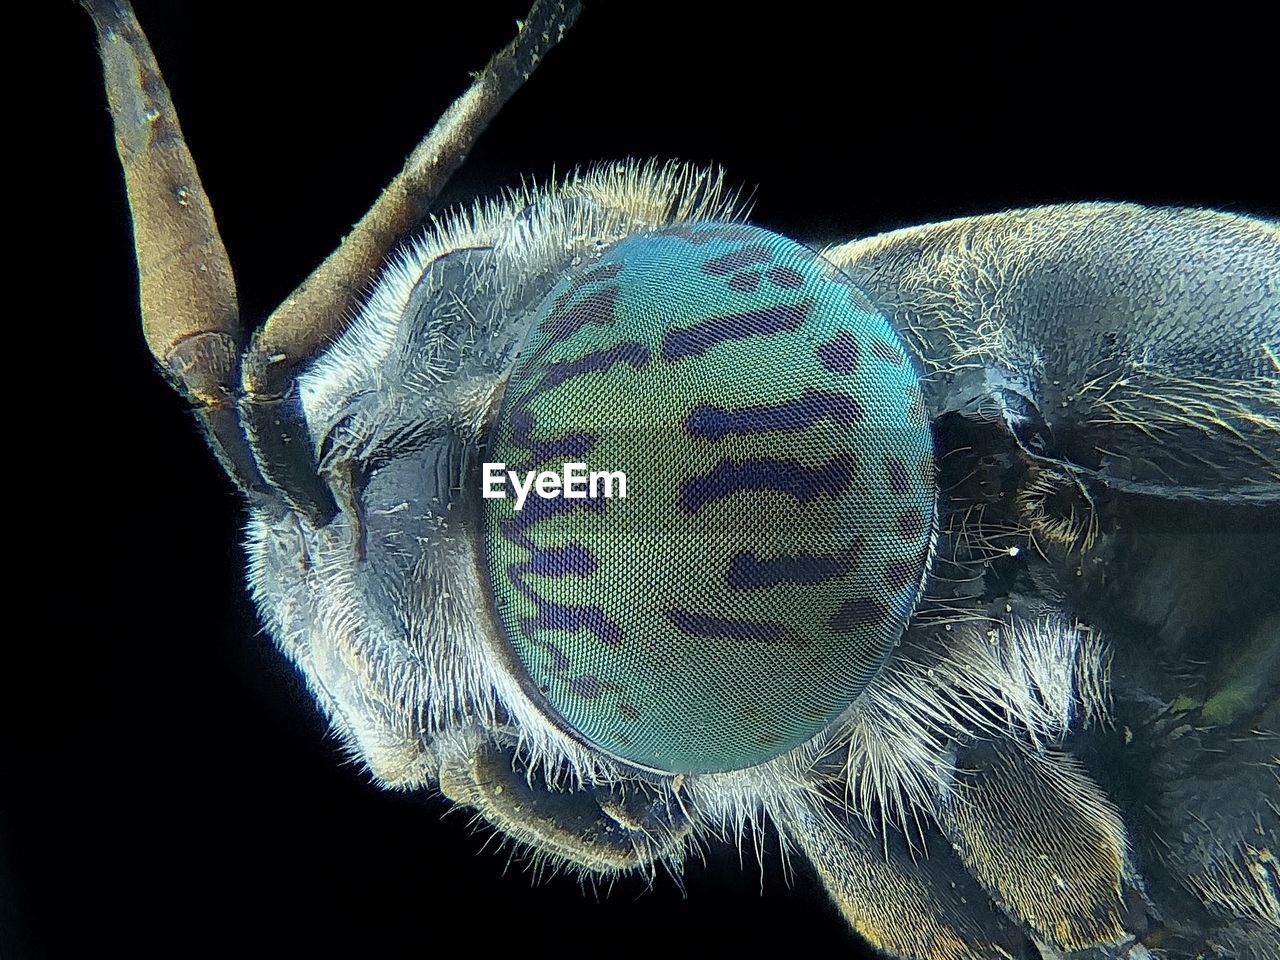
482,222,936,774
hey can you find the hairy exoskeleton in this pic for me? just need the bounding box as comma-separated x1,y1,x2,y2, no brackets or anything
87,2,1279,958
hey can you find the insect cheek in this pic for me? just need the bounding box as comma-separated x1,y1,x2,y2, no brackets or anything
480,223,937,776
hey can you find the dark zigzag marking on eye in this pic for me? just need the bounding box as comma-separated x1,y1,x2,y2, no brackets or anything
884,557,920,592
661,301,812,361
506,397,595,474
679,454,855,514
507,563,544,603
542,283,621,337
548,263,622,313
496,505,608,592
766,265,805,289
520,602,625,647
685,388,865,442
817,330,860,373
506,429,597,475
570,675,602,699
664,609,806,647
897,507,926,542
499,519,538,552
504,549,623,649
829,598,890,631
885,454,910,495
702,243,773,275
537,341,651,392
546,643,569,673
521,544,598,578
527,284,621,367
509,408,537,445
504,342,648,470
727,536,865,590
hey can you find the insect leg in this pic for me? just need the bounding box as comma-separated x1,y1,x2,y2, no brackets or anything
939,740,1147,954
779,793,1034,960
436,734,693,876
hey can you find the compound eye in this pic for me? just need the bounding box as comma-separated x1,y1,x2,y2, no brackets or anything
482,222,935,775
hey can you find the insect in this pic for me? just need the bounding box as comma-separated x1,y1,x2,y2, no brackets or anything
82,2,1278,957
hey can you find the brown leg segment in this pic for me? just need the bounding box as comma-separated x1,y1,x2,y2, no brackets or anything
437,737,692,875
781,792,1035,960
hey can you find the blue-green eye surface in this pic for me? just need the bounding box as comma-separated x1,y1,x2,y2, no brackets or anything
482,222,935,774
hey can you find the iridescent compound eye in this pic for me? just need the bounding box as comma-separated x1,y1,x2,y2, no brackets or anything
481,222,936,774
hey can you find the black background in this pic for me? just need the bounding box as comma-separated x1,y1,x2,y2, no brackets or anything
15,2,1276,956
